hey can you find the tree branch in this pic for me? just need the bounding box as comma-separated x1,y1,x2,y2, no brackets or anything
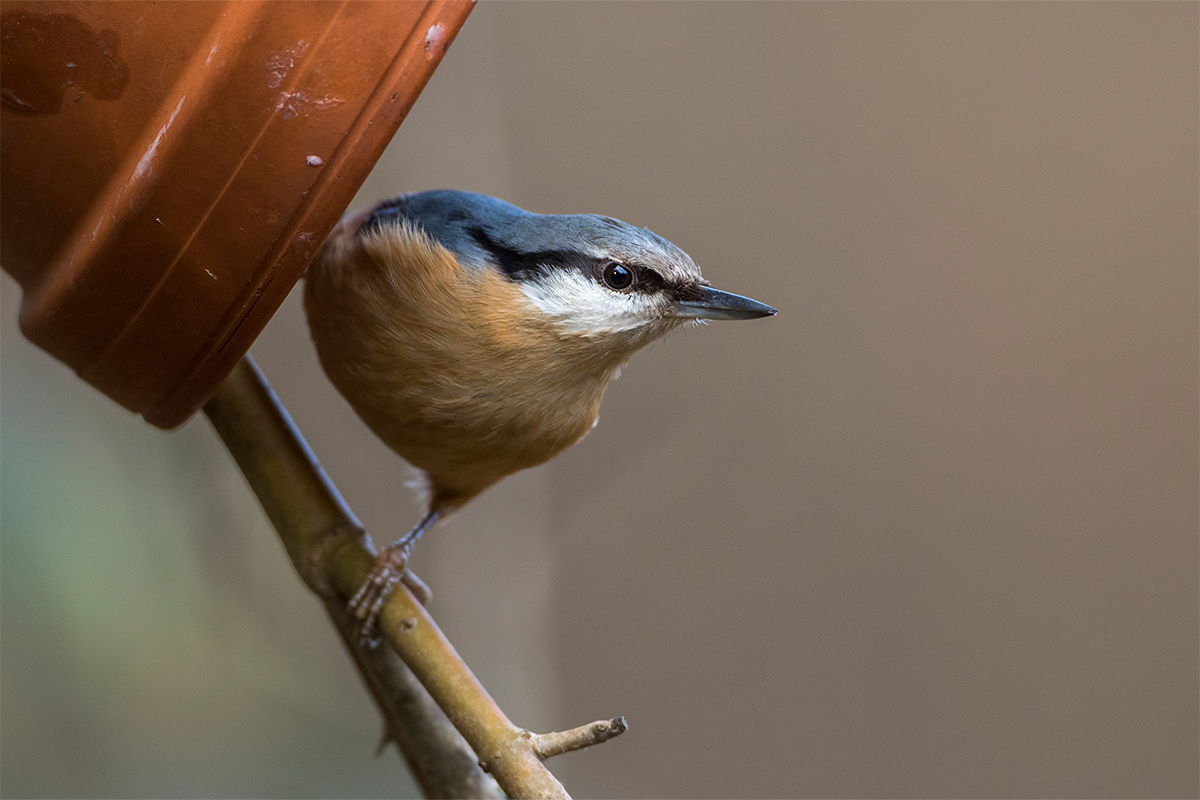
204,356,625,799
529,718,629,760
204,358,502,799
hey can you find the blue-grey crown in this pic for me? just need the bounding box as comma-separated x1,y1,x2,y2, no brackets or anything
363,190,703,287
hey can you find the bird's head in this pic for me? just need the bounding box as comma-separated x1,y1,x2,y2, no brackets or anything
358,190,775,353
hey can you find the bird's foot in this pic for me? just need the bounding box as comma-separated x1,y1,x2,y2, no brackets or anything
348,509,440,646
348,545,411,646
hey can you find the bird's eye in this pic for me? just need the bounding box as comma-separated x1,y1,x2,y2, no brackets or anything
602,262,635,291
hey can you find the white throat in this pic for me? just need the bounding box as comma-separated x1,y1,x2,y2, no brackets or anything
519,270,663,338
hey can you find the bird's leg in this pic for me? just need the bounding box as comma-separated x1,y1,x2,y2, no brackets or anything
349,508,440,644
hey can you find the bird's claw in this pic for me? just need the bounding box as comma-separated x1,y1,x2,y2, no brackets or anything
348,547,410,646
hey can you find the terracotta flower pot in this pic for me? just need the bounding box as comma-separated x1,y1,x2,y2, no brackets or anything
1,0,472,427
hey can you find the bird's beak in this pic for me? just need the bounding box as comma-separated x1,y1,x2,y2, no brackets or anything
669,285,777,320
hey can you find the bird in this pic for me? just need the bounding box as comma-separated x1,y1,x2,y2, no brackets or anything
304,190,775,640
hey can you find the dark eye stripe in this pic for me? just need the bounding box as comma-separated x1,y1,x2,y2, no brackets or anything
631,265,667,293
467,226,598,281
467,225,679,298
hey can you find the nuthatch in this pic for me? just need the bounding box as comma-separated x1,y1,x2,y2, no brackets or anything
304,190,774,639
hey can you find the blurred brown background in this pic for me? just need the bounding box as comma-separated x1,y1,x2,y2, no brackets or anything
2,3,1196,798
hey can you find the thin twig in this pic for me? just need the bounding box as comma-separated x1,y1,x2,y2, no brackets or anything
319,594,498,797
204,357,502,799
324,531,573,799
205,357,626,799
529,718,629,760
